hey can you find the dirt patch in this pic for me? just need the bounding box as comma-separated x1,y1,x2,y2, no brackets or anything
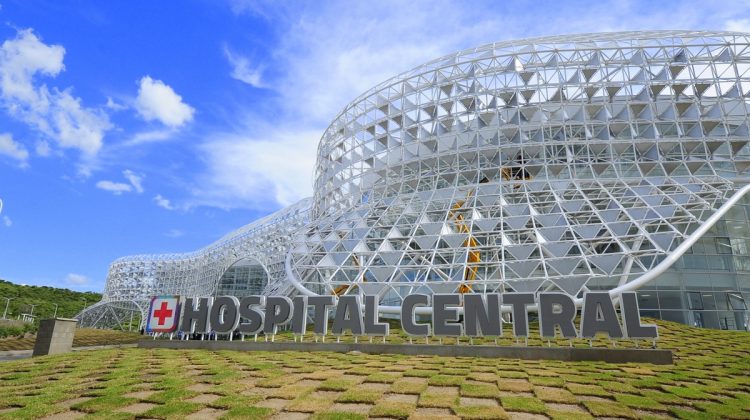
39,411,86,420
410,407,459,419
123,390,156,399
384,393,419,404
506,413,548,420
460,397,499,407
186,383,213,392
256,398,289,410
185,408,226,419
185,394,221,404
56,397,92,408
116,403,158,414
547,403,587,413
328,403,372,414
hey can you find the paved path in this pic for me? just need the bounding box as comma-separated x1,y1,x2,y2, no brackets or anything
0,343,137,362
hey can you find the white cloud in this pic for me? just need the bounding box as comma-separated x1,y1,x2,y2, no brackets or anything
231,1,750,126
726,19,750,33
135,76,194,128
35,140,50,156
195,0,750,211
2,215,11,227
96,169,144,195
122,129,173,147
0,29,110,157
165,228,184,238
154,194,174,210
95,180,132,194
0,133,29,164
123,169,143,193
193,126,319,209
105,96,127,111
223,45,265,88
64,273,89,286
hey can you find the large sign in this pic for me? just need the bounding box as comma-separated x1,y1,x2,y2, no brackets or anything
148,292,657,339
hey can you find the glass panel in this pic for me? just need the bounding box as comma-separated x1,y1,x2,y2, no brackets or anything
660,310,687,324
701,238,718,255
699,311,720,329
639,310,660,320
727,293,748,310
683,255,707,270
726,206,746,221
711,274,736,289
716,238,732,254
658,291,685,310
700,293,717,310
687,292,704,310
706,256,728,271
682,274,712,289
637,291,659,309
730,238,748,255
691,311,703,328
734,256,750,272
736,312,749,331
654,273,681,289
715,292,730,310
216,258,269,297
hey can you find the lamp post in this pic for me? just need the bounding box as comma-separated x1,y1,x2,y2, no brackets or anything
29,304,37,317
52,303,59,318
2,297,12,319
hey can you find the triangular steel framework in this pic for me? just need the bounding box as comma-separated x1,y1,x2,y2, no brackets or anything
80,31,750,328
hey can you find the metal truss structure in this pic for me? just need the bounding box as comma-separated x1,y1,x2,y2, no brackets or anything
77,199,311,329
80,31,750,328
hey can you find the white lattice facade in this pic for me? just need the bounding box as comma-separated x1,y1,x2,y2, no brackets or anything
80,31,750,330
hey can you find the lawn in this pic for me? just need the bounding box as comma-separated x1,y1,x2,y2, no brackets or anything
0,319,748,419
0,328,141,351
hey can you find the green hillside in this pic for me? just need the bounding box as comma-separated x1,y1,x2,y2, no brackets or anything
0,279,100,321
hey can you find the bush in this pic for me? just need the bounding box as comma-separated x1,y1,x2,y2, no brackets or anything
0,323,36,339
0,326,22,338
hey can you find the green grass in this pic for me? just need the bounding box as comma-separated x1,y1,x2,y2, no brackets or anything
369,401,415,418
0,318,748,419
428,374,464,386
583,400,638,419
500,396,547,414
460,383,499,398
335,388,383,404
319,377,360,391
418,391,456,408
389,378,427,394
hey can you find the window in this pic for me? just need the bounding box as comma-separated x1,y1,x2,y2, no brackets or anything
687,292,704,310
700,293,717,310
658,291,685,310
728,293,748,310
637,292,659,309
716,238,732,254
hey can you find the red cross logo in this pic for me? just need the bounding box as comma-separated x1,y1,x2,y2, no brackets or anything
153,301,173,326
147,296,180,333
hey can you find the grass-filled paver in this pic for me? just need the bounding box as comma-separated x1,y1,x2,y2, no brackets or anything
0,318,748,419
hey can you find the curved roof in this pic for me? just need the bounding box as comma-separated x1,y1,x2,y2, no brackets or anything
327,30,750,128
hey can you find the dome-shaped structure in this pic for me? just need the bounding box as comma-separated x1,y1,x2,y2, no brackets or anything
82,31,750,330
289,30,750,310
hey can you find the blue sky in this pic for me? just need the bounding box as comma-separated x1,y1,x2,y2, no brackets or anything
0,0,748,292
